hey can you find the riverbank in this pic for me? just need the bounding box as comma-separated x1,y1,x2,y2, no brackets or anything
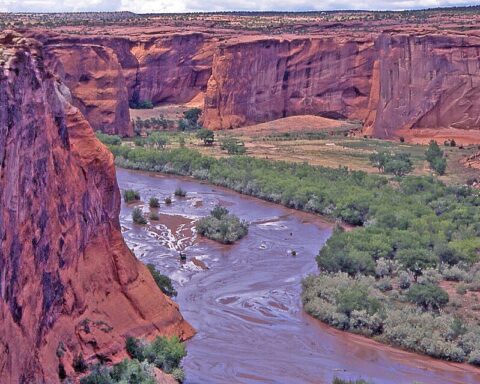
117,168,480,383
109,145,480,369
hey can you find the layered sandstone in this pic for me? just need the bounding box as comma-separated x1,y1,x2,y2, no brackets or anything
29,26,480,141
0,31,193,384
33,31,217,136
364,33,480,139
202,36,375,129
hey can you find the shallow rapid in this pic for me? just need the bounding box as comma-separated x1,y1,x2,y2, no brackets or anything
117,168,480,384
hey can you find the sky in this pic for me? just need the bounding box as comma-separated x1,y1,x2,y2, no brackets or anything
0,0,478,13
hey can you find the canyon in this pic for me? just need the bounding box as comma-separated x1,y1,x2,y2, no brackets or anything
20,11,480,141
0,31,193,383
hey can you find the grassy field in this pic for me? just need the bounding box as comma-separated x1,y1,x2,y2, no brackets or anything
130,114,478,185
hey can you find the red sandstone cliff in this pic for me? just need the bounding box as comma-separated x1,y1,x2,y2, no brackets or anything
29,28,480,140
202,36,375,129
363,33,480,139
0,31,193,384
32,31,216,137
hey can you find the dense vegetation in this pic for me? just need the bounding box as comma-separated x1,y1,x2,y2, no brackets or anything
106,144,480,364
80,336,187,384
196,205,249,244
302,269,480,364
95,131,122,145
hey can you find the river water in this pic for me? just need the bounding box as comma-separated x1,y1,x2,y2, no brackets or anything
117,168,480,384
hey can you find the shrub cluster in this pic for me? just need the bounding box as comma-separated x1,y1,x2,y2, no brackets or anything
126,336,186,375
302,272,480,364
220,137,246,154
95,131,122,145
123,189,140,203
80,359,157,384
369,151,413,176
196,205,248,244
426,140,447,175
146,264,177,297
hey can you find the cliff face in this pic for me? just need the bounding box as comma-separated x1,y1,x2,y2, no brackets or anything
44,42,132,136
364,33,480,138
202,37,375,129
202,32,480,135
36,31,215,136
32,28,480,139
0,32,193,384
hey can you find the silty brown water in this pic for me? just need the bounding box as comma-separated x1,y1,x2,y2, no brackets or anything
117,168,480,384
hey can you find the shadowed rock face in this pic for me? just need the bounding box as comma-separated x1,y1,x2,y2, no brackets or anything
0,32,193,383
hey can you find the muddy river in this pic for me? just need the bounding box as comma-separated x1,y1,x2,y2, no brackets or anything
117,168,480,384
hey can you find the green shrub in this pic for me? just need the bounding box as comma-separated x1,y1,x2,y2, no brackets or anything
149,211,159,221
220,137,246,155
172,367,185,383
132,207,147,225
135,336,186,373
149,197,160,208
426,140,447,175
369,151,413,176
332,378,371,384
210,204,229,219
126,336,144,361
95,131,122,145
79,365,112,384
174,187,187,197
407,283,449,311
196,128,214,145
123,189,140,203
146,264,177,297
130,100,154,109
164,196,172,205
110,359,155,383
196,208,248,244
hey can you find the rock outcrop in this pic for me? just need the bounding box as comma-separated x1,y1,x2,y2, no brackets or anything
202,36,375,129
0,32,193,384
29,27,480,140
364,33,480,139
33,31,216,137
44,42,132,136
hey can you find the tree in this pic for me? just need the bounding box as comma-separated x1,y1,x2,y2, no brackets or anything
407,283,449,311
147,132,168,149
396,249,437,279
220,137,246,155
183,108,202,124
196,128,215,145
369,152,413,176
426,140,447,175
369,151,387,172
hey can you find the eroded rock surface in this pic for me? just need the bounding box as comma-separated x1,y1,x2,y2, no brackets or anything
0,31,193,383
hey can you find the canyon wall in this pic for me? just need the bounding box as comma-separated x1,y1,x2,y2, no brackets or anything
0,32,193,383
202,32,480,136
202,36,375,129
31,29,480,139
364,33,480,138
35,31,216,136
